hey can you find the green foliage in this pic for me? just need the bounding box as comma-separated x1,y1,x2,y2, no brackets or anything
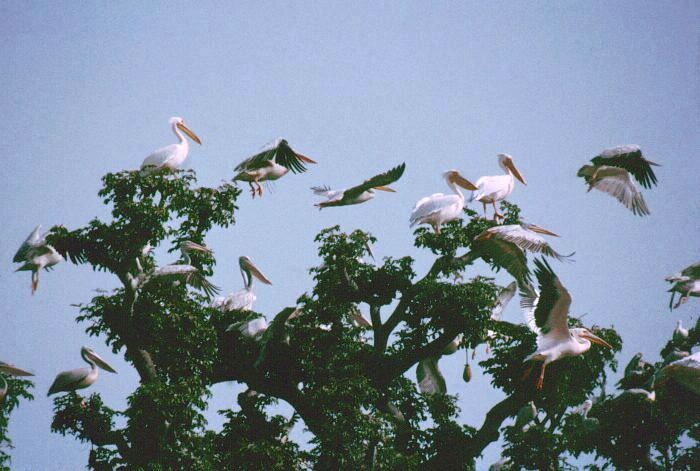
0,375,33,470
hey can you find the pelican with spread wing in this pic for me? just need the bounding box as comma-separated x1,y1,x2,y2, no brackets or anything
577,145,658,216
234,138,316,198
410,170,477,233
474,221,571,261
521,258,612,390
140,117,201,173
143,241,220,299
211,256,272,312
470,154,527,220
48,347,117,396
312,163,405,209
666,261,700,310
0,362,34,404
13,225,64,294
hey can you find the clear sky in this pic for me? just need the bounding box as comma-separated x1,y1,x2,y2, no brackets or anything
1,1,698,468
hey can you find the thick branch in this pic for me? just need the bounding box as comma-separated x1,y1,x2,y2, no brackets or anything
383,324,462,381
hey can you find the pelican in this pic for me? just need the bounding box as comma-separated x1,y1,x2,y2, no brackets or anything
145,241,220,298
140,117,202,173
483,281,517,355
234,138,316,198
514,401,537,431
673,320,689,344
577,145,658,216
617,352,654,390
47,346,117,396
474,221,571,261
13,225,64,294
226,317,269,340
656,351,700,396
312,163,405,209
521,258,612,390
620,388,656,402
211,256,272,311
0,362,34,404
573,399,594,419
666,261,700,283
667,279,700,310
410,170,477,233
416,335,462,395
470,154,527,220
463,230,531,284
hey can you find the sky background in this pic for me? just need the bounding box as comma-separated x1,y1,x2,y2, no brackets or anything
1,1,698,469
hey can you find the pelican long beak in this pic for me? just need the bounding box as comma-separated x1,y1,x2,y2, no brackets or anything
504,157,527,185
374,186,395,192
453,174,478,190
177,122,202,145
528,224,560,237
296,153,317,164
244,259,272,285
582,332,612,349
88,352,118,373
183,241,213,254
0,364,34,376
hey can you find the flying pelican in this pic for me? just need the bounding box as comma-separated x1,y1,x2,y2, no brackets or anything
140,117,202,173
211,256,272,312
13,225,64,294
47,346,117,396
143,241,220,298
462,231,531,284
482,282,517,355
474,221,571,261
470,154,527,220
577,145,658,216
312,163,406,209
234,138,316,198
410,170,478,234
0,362,34,404
667,279,700,310
656,351,700,396
666,261,700,283
521,258,612,390
416,335,462,395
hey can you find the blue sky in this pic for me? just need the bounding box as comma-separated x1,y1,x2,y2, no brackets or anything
1,1,698,468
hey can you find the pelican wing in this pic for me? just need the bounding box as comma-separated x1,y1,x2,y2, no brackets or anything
657,352,700,395
13,225,44,262
416,356,446,395
469,233,531,284
409,193,450,225
590,145,659,189
490,281,517,321
47,367,91,396
527,258,571,339
311,186,344,201
152,264,220,298
343,163,406,200
588,166,650,216
185,272,221,298
235,138,311,174
481,225,569,261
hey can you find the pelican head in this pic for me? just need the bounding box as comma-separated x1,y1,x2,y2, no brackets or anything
169,116,202,145
523,222,560,237
442,170,478,190
239,256,272,287
181,241,213,255
572,328,612,349
81,346,117,373
497,154,527,185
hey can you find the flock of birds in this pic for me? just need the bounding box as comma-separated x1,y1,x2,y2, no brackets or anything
2,118,698,453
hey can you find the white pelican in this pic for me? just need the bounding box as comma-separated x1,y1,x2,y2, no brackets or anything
211,256,272,312
140,117,201,173
667,279,700,310
474,221,571,261
620,388,656,402
0,362,34,404
226,317,269,340
47,346,117,396
13,225,64,294
143,241,220,298
577,145,658,216
470,154,527,220
312,163,405,209
521,258,612,390
656,351,700,395
573,399,594,419
410,170,477,233
416,335,462,395
673,320,689,344
666,261,700,283
234,138,316,198
483,281,517,355
514,401,537,431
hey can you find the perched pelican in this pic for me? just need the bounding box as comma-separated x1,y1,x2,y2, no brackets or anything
144,241,220,298
573,399,594,419
617,352,654,390
416,335,462,395
211,256,272,311
673,320,689,344
474,221,571,261
312,163,405,209
656,351,700,396
47,347,117,396
577,145,658,216
410,170,477,233
234,138,316,198
620,388,656,402
140,117,201,173
13,225,64,294
514,401,537,431
521,258,612,390
471,154,527,220
0,362,34,404
226,317,269,340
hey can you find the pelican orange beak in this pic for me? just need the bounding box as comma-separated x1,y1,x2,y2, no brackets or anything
87,351,118,373
182,241,213,255
296,153,317,164
528,224,560,237
582,332,612,349
177,122,202,145
0,363,34,377
503,156,527,185
374,186,395,192
452,173,478,190
241,257,272,285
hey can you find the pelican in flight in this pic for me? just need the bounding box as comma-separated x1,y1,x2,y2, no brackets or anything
234,138,316,198
211,256,272,312
471,154,527,220
521,258,612,390
47,346,117,396
410,170,477,233
474,221,571,261
312,163,405,209
416,335,462,395
142,241,220,299
13,225,64,294
666,261,700,310
656,351,700,396
577,145,658,216
140,117,202,173
0,362,34,404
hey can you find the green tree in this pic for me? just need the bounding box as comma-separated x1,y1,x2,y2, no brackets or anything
0,374,33,470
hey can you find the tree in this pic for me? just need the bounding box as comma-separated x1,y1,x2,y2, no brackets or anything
2,169,697,469
0,375,33,470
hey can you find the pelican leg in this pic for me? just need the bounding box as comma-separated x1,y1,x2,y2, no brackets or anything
433,223,441,234
492,202,504,221
248,182,257,198
253,178,263,197
482,202,488,217
31,271,39,295
536,362,547,390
